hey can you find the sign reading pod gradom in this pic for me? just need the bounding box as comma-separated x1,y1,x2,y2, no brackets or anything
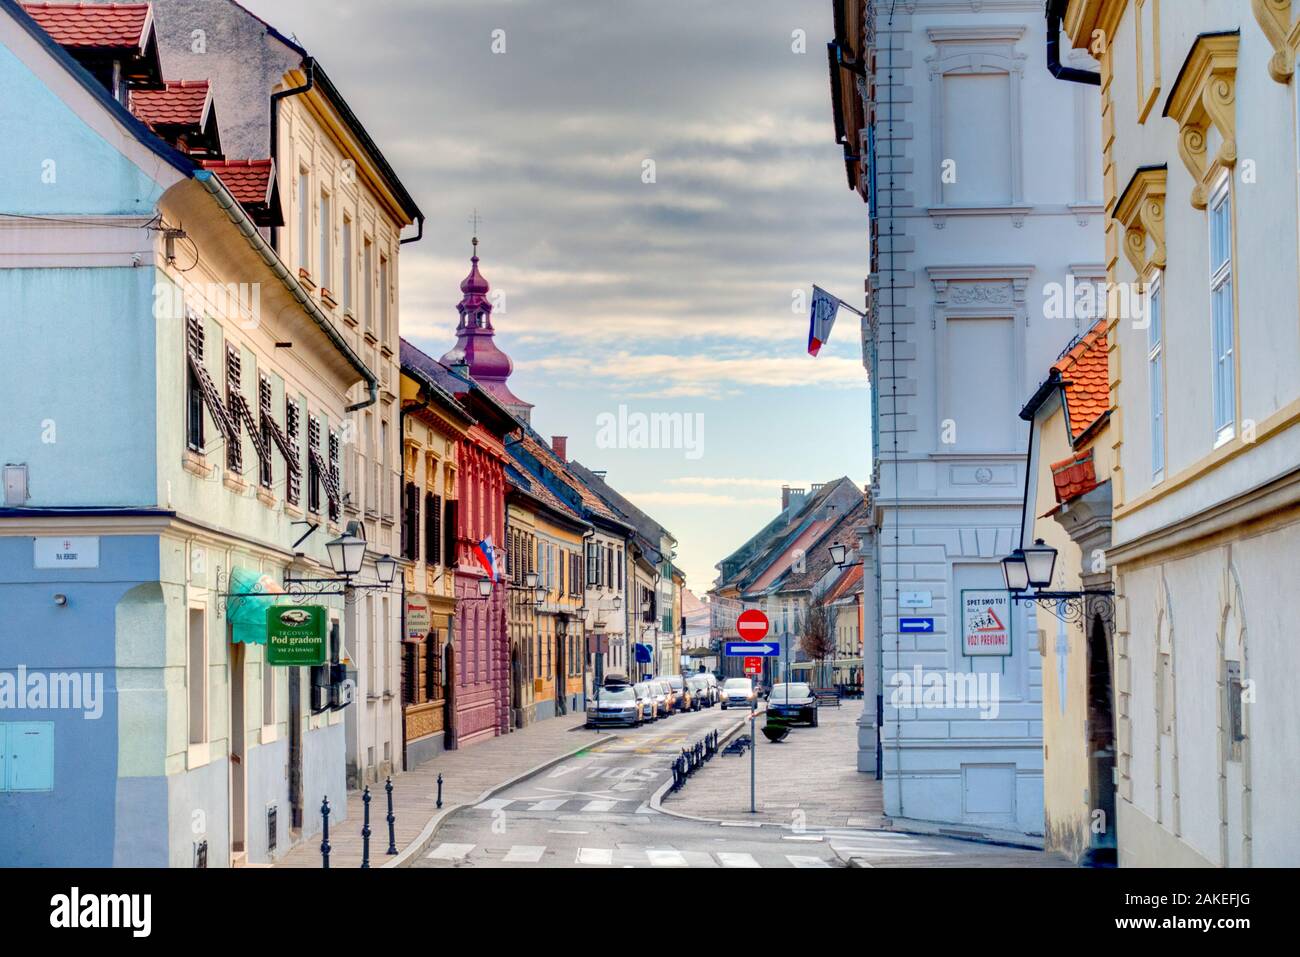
266,605,328,666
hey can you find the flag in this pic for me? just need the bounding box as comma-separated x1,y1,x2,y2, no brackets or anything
808,285,841,356
472,536,499,580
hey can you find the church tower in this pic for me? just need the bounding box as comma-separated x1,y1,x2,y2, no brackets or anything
440,235,533,424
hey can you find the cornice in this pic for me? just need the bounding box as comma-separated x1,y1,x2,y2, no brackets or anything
1163,31,1239,210
1114,164,1167,275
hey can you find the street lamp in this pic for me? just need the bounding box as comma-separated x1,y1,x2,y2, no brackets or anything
525,572,539,589
1000,548,1029,593
828,542,848,567
477,578,493,599
374,553,399,585
1022,539,1058,589
325,529,367,578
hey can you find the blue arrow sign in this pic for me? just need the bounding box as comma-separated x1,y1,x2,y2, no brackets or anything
725,642,780,657
899,617,935,633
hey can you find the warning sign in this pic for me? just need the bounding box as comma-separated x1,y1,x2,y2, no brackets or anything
961,589,1012,657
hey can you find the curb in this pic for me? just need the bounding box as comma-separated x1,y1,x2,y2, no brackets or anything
649,712,753,822
385,730,622,868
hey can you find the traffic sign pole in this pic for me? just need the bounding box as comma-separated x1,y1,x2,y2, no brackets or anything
750,708,757,813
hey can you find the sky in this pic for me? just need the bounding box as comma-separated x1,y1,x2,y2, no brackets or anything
240,0,870,590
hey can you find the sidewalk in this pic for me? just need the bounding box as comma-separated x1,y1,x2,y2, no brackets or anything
659,702,889,829
274,713,611,868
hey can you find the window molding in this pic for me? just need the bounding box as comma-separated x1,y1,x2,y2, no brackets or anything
925,26,1027,210
1163,31,1239,210
1251,0,1300,83
1136,0,1162,123
1114,164,1167,277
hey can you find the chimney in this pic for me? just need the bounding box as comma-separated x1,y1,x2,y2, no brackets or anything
782,484,791,510
551,436,567,461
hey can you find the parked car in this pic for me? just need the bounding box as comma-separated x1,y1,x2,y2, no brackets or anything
686,674,713,709
701,672,720,705
632,682,658,722
650,680,672,718
766,682,818,726
585,684,644,727
720,677,757,710
663,674,687,711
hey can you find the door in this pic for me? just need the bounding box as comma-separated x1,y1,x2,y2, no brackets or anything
554,623,566,715
229,639,247,859
1086,617,1118,858
288,666,303,831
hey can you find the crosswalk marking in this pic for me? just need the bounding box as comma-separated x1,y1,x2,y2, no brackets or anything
528,799,567,811
717,852,760,868
426,843,475,861
647,849,688,867
473,798,512,812
503,845,546,863
582,800,618,812
786,855,831,868
577,847,614,865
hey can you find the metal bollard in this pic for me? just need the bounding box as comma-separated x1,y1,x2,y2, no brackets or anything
360,786,372,869
385,776,397,855
320,796,331,869
436,772,444,810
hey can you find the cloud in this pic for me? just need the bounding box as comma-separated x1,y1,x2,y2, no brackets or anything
618,491,777,508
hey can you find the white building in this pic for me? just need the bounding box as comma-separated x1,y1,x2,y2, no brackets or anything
830,0,1103,835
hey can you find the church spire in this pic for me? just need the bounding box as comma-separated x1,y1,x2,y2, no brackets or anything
439,230,533,423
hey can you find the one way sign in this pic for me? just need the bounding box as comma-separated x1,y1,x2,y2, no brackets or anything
899,617,935,633
725,642,780,657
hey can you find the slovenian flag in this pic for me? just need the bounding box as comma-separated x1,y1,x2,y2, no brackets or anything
808,285,841,357
472,536,499,580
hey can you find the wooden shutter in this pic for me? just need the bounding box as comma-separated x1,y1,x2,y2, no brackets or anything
284,399,301,505
327,431,342,521
225,346,243,472
443,499,457,568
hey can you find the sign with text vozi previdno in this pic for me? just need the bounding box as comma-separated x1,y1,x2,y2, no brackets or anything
961,590,1012,656
267,605,328,666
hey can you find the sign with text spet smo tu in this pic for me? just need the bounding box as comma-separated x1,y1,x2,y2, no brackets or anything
961,590,1011,656
267,605,328,666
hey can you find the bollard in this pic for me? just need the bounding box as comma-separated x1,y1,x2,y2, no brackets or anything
320,796,331,869
436,772,444,810
360,786,371,869
385,776,397,855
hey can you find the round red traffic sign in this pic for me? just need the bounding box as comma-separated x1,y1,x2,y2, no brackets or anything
736,609,770,641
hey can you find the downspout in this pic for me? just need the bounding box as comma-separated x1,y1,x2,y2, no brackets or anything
400,214,424,245
1045,0,1100,85
270,57,315,252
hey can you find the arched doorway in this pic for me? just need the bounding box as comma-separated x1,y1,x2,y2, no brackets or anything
1086,614,1117,863
555,620,567,715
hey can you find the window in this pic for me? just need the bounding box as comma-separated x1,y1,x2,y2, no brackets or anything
380,255,390,344
285,398,301,506
444,498,458,567
1148,274,1165,480
319,190,331,291
188,607,207,746
225,346,243,473
298,167,310,275
1209,179,1235,444
425,492,441,566
342,216,353,311
942,73,1012,205
363,238,374,333
402,482,420,560
307,414,322,514
185,313,205,452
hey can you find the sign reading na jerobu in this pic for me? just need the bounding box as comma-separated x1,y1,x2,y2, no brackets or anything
266,605,328,666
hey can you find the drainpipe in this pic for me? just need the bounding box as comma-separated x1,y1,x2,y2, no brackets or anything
400,215,425,246
270,58,316,252
1045,0,1100,85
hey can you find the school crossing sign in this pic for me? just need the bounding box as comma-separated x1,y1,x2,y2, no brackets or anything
961,590,1012,657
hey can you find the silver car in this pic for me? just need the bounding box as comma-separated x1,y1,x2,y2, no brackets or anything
720,677,757,710
585,685,643,727
650,680,671,718
632,682,658,723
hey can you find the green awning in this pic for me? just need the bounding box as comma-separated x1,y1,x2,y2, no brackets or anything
227,567,286,645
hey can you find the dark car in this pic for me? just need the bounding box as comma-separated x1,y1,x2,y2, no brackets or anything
766,682,818,726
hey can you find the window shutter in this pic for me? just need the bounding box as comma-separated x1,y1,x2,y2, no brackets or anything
327,431,341,522
284,400,301,505
225,346,243,473
307,415,322,513
425,631,439,701
443,499,457,568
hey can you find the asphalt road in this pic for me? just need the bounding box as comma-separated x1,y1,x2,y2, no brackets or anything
413,702,854,869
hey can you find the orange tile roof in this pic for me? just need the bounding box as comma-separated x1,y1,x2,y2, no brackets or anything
130,79,209,128
22,2,151,49
517,432,619,523
825,563,863,602
1052,319,1109,442
200,158,275,206
1049,448,1098,506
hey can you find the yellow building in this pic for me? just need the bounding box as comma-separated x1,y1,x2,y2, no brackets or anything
398,353,474,768
1020,321,1114,864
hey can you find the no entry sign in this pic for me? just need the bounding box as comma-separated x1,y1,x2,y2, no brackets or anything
736,608,770,641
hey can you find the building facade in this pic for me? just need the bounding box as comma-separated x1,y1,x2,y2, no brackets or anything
829,0,1104,835
1056,0,1300,867
0,0,382,864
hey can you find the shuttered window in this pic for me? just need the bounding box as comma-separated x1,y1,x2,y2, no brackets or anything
284,399,301,506
226,346,243,473
307,415,322,514
327,431,342,522
186,313,206,452
425,492,441,566
443,499,458,568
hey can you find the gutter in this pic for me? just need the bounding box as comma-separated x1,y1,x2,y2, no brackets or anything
1045,0,1099,85
269,58,315,252
192,169,378,410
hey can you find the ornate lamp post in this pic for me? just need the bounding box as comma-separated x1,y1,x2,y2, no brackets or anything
1000,538,1114,625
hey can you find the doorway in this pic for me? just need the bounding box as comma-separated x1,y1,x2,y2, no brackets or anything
288,666,303,832
228,639,247,862
554,622,566,715
1086,615,1118,860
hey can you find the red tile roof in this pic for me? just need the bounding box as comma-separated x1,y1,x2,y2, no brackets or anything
1053,319,1109,441
200,158,275,206
517,432,619,523
22,2,152,49
825,563,863,602
130,79,209,128
1049,448,1099,506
